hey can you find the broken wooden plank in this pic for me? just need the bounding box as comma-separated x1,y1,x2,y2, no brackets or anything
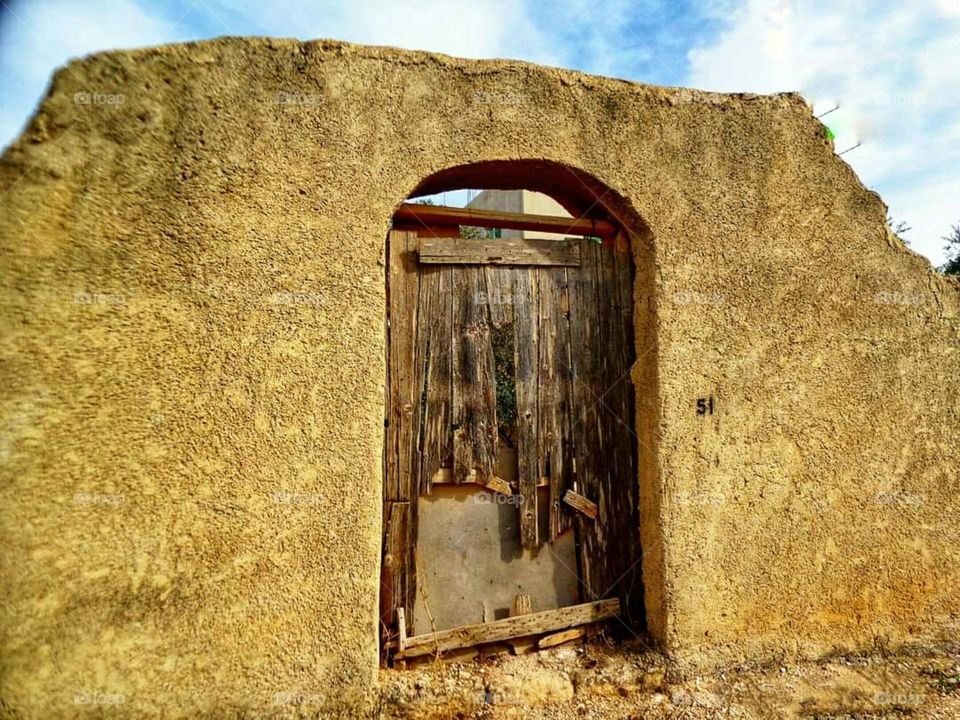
431,467,547,488
538,626,587,649
485,476,513,496
512,268,540,549
397,606,408,652
512,593,532,616
451,267,499,484
395,599,620,659
417,264,453,495
395,202,618,238
381,502,413,656
419,237,580,267
563,489,598,520
507,636,538,655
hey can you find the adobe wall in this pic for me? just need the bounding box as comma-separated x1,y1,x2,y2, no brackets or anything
0,37,957,716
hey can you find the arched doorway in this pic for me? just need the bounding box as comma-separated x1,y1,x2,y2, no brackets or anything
380,161,654,664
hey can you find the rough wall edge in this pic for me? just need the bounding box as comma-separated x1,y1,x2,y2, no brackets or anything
3,35,804,160
3,35,957,299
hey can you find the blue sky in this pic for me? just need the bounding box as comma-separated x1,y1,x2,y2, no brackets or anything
1,0,958,265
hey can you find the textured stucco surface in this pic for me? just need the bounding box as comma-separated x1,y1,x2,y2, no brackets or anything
0,37,958,717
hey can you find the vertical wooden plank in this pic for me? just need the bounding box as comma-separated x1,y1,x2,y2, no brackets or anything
538,267,573,542
484,265,514,329
386,230,421,502
567,239,604,593
609,232,642,621
452,267,499,485
380,501,412,656
512,268,540,549
417,265,453,495
594,240,622,597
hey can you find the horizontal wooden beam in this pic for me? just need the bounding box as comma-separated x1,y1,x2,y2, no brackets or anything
395,598,620,659
395,202,617,238
419,237,580,267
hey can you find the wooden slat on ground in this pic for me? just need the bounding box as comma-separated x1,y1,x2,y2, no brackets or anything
512,267,540,549
452,267,499,484
395,599,620,659
538,626,587,649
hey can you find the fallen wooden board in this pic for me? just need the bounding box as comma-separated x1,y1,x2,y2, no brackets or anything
538,626,587,649
563,489,598,520
395,598,620,659
395,202,617,238
419,237,581,267
507,636,538,655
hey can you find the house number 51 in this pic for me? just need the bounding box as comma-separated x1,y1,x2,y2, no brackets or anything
696,397,715,415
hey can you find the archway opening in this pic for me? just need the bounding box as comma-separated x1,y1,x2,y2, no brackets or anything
380,160,658,666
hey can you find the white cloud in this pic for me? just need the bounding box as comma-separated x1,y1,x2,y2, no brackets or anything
204,0,561,64
0,0,569,149
687,0,960,265
0,0,181,143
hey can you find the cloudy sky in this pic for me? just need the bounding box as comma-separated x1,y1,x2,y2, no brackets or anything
0,0,957,265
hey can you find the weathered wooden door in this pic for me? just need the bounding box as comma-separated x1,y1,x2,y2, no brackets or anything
381,221,641,656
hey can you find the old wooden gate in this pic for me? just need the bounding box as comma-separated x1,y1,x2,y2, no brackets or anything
381,203,641,659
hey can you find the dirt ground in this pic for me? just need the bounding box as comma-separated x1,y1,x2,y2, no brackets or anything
378,637,960,719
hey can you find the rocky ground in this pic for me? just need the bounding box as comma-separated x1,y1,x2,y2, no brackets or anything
377,637,960,719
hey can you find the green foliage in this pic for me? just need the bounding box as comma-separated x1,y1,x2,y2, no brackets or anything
941,223,960,276
491,322,517,440
887,214,911,245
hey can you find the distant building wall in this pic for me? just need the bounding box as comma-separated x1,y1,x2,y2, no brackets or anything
467,189,571,240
